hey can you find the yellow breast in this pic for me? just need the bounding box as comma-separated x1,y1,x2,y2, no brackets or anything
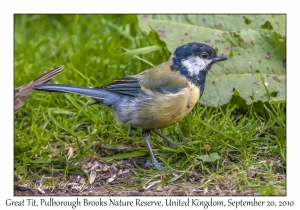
138,81,200,129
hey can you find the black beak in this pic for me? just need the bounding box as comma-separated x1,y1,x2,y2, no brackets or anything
214,54,228,62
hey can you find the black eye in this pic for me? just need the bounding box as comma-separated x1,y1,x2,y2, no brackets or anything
201,52,209,59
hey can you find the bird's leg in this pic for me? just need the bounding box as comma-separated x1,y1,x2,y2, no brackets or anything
152,129,175,148
142,129,164,171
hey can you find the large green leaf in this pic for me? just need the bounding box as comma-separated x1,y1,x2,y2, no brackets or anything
138,15,286,105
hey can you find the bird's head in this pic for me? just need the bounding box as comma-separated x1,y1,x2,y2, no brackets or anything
170,42,227,88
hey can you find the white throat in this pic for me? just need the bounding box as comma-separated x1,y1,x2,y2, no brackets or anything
181,56,212,76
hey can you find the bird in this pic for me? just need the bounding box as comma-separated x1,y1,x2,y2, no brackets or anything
14,66,64,114
33,42,228,170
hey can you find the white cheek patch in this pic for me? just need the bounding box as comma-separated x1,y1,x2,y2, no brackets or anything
181,56,212,76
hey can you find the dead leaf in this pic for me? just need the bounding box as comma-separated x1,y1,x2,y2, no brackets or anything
89,171,97,184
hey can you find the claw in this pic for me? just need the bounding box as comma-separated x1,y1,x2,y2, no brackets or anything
142,129,167,171
145,161,165,171
169,142,175,148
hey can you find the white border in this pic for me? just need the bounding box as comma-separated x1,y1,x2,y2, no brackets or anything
1,0,298,209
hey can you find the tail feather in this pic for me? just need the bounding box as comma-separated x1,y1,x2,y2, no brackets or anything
33,84,121,106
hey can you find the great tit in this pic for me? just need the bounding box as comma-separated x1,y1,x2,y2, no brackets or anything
33,42,228,170
14,65,64,114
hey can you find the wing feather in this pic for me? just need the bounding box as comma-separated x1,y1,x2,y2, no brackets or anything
99,60,189,97
99,76,141,97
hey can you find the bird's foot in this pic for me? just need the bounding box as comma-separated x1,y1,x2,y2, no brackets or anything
145,161,165,171
169,142,175,148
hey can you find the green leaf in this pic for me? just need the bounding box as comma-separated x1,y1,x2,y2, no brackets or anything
49,108,77,115
170,173,184,183
102,144,133,150
138,14,286,106
197,152,220,162
24,157,52,164
101,151,148,161
108,45,161,56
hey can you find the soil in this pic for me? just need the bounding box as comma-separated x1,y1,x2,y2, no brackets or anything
14,158,266,196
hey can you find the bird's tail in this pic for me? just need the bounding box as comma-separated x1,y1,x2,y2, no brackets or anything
33,84,120,106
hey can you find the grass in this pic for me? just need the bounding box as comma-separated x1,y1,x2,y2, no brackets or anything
14,14,286,195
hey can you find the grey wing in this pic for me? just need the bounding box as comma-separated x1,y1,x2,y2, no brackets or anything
99,76,142,97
